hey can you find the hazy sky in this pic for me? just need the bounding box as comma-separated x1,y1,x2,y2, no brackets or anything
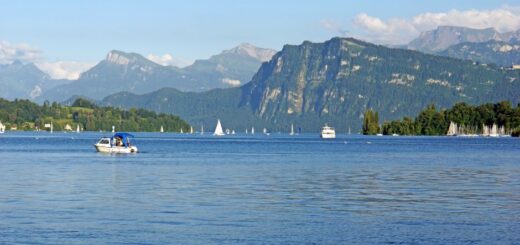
1,0,519,79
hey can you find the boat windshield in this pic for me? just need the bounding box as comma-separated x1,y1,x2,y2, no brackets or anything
98,139,110,144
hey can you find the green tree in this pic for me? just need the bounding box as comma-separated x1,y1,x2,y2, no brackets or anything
363,109,380,135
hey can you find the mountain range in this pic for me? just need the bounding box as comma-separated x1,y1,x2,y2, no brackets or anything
407,25,520,53
39,43,276,102
439,40,520,67
101,37,520,132
0,61,68,100
0,43,275,103
2,26,520,132
407,26,520,66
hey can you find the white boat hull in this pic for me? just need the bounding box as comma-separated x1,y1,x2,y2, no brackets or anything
95,144,138,153
320,133,336,139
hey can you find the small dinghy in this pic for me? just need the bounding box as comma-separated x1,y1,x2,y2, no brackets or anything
94,132,138,153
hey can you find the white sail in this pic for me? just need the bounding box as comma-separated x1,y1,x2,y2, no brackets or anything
201,125,204,135
214,119,225,136
447,121,458,136
482,124,489,136
251,127,255,135
290,123,294,136
490,123,498,137
190,126,194,134
498,125,505,136
112,125,115,133
160,125,164,133
0,121,5,133
76,124,80,133
180,128,184,134
51,122,54,134
245,128,248,134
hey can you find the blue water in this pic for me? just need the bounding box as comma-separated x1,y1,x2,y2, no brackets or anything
0,132,519,244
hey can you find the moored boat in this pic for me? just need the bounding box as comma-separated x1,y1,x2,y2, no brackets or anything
0,121,5,133
94,132,138,153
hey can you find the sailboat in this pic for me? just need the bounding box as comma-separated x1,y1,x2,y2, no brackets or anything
251,127,255,135
112,125,115,133
160,125,164,133
0,121,5,133
214,119,225,136
76,124,80,133
489,123,499,137
201,124,204,135
190,126,194,134
447,121,458,136
263,128,270,136
245,128,248,134
180,128,184,134
290,123,295,136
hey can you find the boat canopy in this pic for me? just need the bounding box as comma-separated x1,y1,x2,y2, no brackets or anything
112,132,134,147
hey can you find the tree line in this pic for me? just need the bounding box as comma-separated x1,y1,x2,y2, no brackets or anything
0,98,190,132
363,101,520,136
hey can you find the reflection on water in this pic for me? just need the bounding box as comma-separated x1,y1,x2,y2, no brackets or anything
0,132,519,244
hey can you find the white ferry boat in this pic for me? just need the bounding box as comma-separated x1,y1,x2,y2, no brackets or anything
320,124,336,139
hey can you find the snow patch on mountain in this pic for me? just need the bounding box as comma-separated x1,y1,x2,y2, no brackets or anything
221,78,241,86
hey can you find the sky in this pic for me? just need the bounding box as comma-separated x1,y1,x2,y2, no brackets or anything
1,0,520,79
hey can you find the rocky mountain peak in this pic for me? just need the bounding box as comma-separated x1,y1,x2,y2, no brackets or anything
106,50,136,65
222,43,276,62
408,25,503,53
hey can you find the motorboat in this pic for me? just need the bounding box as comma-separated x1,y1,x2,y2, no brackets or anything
94,132,138,153
320,124,336,139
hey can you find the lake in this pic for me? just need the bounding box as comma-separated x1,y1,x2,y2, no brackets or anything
0,132,519,244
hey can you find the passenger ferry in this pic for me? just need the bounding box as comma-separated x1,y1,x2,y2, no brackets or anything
320,124,336,139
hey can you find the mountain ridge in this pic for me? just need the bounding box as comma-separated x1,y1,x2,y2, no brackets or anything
37,43,276,102
0,61,69,100
408,25,520,53
100,37,520,132
438,39,520,67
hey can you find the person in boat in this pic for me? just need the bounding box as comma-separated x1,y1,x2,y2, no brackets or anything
115,136,122,146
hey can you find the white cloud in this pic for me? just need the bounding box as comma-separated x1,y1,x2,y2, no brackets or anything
353,14,418,44
0,40,43,64
147,53,193,68
320,19,350,36
324,6,520,45
1,40,94,80
221,78,241,87
35,61,94,80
